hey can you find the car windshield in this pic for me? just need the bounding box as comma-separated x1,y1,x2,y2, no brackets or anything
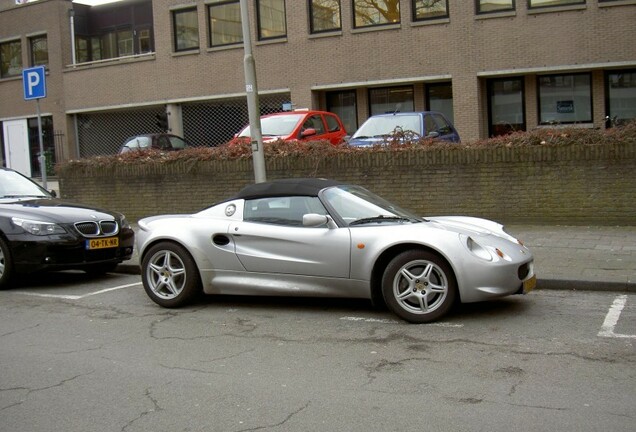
322,185,422,225
0,169,51,199
352,115,421,138
239,114,304,137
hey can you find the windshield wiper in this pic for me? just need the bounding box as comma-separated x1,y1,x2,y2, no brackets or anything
349,215,413,226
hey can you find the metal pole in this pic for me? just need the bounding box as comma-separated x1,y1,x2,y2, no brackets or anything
69,9,76,66
36,99,47,190
239,0,266,183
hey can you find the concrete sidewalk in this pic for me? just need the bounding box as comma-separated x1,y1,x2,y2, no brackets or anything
116,225,636,292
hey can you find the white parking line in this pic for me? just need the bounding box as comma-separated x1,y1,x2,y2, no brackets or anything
598,294,636,339
12,282,142,300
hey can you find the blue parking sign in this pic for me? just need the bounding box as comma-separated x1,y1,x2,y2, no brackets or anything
22,66,47,100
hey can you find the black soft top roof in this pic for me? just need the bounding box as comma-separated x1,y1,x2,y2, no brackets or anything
233,178,345,200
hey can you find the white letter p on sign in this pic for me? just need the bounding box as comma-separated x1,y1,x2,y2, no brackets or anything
27,71,40,97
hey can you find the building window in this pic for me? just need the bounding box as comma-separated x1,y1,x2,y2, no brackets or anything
487,78,525,136
29,35,48,67
476,0,515,13
538,73,592,124
426,82,454,123
413,0,449,21
528,0,584,8
327,90,357,134
369,86,414,115
353,0,401,28
257,0,287,40
117,29,134,56
173,8,199,51
310,0,342,33
208,0,243,47
0,39,22,78
101,32,117,59
138,28,152,53
28,116,55,177
605,70,636,126
89,37,102,61
76,37,89,63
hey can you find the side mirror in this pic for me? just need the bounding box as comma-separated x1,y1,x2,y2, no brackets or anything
303,213,336,228
50,190,57,198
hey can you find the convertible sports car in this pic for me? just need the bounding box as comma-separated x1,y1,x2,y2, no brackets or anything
137,178,536,323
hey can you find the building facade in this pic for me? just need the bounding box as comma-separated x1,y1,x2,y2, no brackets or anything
1,0,635,178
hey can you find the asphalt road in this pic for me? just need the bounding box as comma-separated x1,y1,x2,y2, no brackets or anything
1,272,634,432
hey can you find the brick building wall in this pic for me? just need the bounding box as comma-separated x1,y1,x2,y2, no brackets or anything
57,142,636,225
2,0,636,166
56,0,636,140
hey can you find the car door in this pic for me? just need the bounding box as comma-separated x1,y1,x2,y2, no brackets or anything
299,114,327,142
322,113,346,144
228,196,351,278
430,113,461,142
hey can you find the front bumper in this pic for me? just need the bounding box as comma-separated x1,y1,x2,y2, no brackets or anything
8,227,134,273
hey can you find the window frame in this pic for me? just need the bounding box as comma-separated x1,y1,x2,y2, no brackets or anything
537,72,592,125
604,69,636,126
487,77,526,137
257,0,288,41
172,7,200,52
29,34,48,68
368,85,415,116
326,90,358,134
475,0,515,14
0,39,22,79
425,82,454,124
352,0,401,29
527,0,585,10
208,0,243,47
412,0,450,22
309,0,342,34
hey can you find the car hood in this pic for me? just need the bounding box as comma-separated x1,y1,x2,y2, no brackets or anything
425,216,516,241
347,136,385,147
0,198,121,223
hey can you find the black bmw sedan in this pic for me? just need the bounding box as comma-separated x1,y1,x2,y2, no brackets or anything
0,168,134,289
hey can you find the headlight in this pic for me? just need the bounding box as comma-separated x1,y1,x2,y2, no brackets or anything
120,215,131,229
462,234,511,262
12,217,66,236
464,235,492,261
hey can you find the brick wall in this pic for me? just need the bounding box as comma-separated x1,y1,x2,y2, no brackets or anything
58,142,636,225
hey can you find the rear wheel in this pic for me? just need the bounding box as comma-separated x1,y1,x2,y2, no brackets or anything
141,242,202,308
0,237,14,290
382,250,456,323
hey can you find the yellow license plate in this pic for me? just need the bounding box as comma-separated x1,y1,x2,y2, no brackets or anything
86,237,119,250
523,274,537,293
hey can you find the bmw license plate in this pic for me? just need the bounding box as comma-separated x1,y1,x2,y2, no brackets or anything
523,275,537,294
86,237,119,250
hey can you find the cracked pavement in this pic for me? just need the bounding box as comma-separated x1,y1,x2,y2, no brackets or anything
1,273,635,431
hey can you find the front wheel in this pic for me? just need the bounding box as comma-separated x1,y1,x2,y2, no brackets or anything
141,242,202,308
382,250,457,323
0,237,14,290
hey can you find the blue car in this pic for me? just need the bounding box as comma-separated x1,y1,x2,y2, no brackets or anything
348,111,460,147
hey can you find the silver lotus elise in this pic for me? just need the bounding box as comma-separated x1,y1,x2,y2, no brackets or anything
137,178,536,323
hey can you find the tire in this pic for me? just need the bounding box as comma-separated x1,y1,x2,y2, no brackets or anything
381,250,457,323
141,242,202,308
0,237,14,290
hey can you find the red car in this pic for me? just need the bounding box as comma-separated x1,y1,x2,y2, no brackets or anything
230,110,347,146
